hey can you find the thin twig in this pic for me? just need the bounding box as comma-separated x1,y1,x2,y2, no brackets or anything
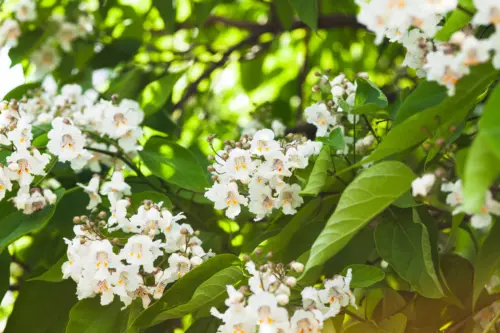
362,115,380,142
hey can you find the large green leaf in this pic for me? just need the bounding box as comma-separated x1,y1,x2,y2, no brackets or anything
341,264,385,288
4,280,77,333
0,250,10,300
301,161,415,282
290,0,318,30
66,298,130,333
130,254,240,329
91,39,142,69
148,266,244,325
0,188,64,253
2,82,41,100
352,77,388,114
473,219,500,306
379,313,407,332
463,84,500,211
374,212,444,298
301,146,332,196
30,255,66,283
140,137,210,193
435,10,472,41
463,134,500,212
394,81,447,126
139,71,184,116
357,64,498,168
275,0,294,29
154,0,176,33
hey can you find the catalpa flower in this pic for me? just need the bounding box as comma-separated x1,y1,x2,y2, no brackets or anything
204,182,248,219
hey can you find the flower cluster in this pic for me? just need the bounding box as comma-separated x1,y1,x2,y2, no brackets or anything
62,197,214,308
204,129,322,220
0,0,94,75
0,84,144,214
211,259,355,333
356,0,500,95
412,175,500,229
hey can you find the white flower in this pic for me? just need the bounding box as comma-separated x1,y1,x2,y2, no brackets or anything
318,269,356,319
355,134,375,153
100,171,131,200
109,264,142,300
77,175,102,209
297,140,322,158
102,101,144,139
86,240,119,281
305,103,336,137
247,292,289,329
424,50,469,96
472,0,500,26
47,117,88,164
56,22,79,52
43,189,57,204
222,148,256,182
0,19,21,47
259,151,291,178
290,309,324,333
271,120,286,137
488,30,500,69
205,182,248,219
285,147,308,169
411,174,436,197
0,167,13,201
250,129,281,156
62,238,89,282
14,0,37,22
7,149,50,186
248,185,275,221
7,117,32,151
120,235,163,273
457,35,491,67
165,253,191,280
276,184,304,215
31,43,61,75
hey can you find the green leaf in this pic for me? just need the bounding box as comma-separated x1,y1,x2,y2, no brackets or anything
463,84,500,211
30,254,66,283
435,10,472,41
379,313,407,333
374,212,444,298
301,161,415,283
357,64,498,168
255,198,322,258
185,317,219,333
290,0,318,30
0,188,64,253
352,77,388,114
92,39,142,69
473,220,500,306
463,134,500,212
301,146,332,196
154,0,176,32
66,298,130,333
139,71,184,116
105,68,146,100
140,137,210,192
344,322,378,333
275,0,295,29
341,264,385,288
0,250,10,300
193,0,219,25
4,280,77,332
130,254,240,329
148,266,244,325
8,29,44,65
130,191,173,211
394,81,447,126
316,127,345,150
2,82,41,100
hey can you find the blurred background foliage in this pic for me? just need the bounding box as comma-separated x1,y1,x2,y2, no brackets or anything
0,0,431,331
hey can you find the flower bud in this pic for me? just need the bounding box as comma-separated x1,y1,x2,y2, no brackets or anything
285,276,297,287
207,165,215,172
435,138,445,147
276,294,289,305
242,254,250,262
98,211,107,219
180,227,189,235
290,261,304,273
255,249,263,256
73,216,81,224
